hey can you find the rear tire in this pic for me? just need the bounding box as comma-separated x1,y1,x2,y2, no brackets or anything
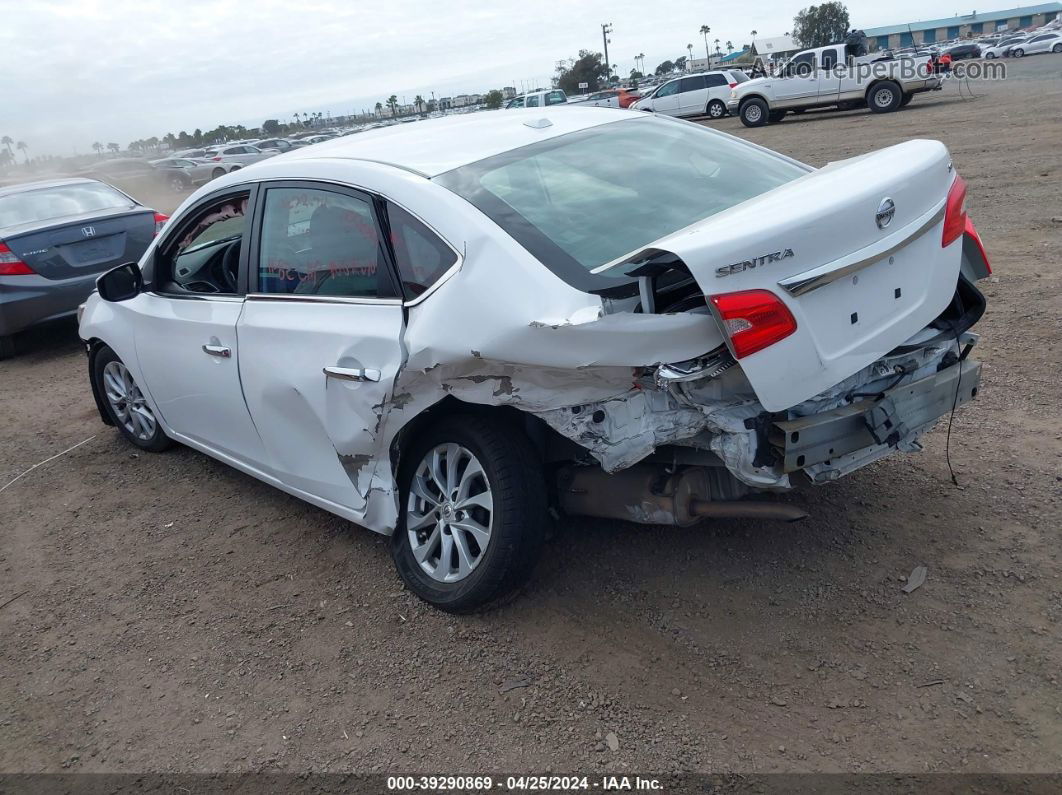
1011,47,1024,58
868,81,903,113
93,345,172,452
739,98,769,127
0,334,15,360
1053,44,1062,53
706,99,727,119
391,414,547,613
211,167,226,179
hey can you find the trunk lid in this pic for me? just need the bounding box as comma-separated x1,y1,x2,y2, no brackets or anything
653,139,961,411
2,207,156,280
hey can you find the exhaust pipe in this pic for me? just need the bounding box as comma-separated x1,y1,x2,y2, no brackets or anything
558,465,808,526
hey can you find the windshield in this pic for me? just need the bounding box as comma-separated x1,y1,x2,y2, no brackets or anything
434,116,807,288
0,182,134,227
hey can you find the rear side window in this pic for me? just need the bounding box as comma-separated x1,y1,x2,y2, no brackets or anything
387,203,458,298
704,73,728,87
0,182,133,227
546,90,567,105
678,76,707,92
257,187,384,298
526,95,541,107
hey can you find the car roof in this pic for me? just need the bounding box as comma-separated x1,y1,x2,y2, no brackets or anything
0,177,101,198
281,107,635,177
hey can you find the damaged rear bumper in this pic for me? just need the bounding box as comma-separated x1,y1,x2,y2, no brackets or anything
772,356,981,483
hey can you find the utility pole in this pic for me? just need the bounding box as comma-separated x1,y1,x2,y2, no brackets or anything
601,23,613,84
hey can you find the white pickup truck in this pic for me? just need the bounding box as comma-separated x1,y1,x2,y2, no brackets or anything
728,43,943,127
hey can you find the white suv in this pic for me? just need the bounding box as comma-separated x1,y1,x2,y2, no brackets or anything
631,70,749,119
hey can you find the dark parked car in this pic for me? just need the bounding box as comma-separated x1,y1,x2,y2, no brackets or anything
945,42,982,60
0,178,165,357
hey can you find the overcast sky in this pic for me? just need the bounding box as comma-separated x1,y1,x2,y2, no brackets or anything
2,0,971,155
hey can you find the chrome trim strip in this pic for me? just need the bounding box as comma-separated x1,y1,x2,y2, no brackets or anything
778,202,946,297
145,291,245,303
245,292,402,306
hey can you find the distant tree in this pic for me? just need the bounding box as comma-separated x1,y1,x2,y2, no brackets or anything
793,2,850,48
483,89,504,110
92,141,103,157
630,69,644,80
387,95,399,116
15,141,27,161
554,49,609,94
1,135,12,156
414,94,425,113
700,24,712,61
107,142,120,156
654,59,675,75
726,40,734,52
0,148,12,169
374,102,383,117
675,55,688,71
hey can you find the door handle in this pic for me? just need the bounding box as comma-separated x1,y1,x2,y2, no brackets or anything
202,344,231,358
323,366,381,383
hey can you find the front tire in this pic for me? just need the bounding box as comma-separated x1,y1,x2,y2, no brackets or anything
93,345,172,452
706,99,727,119
868,81,903,113
392,414,546,612
211,167,226,179
1011,48,1024,58
1053,44,1062,53
739,97,769,127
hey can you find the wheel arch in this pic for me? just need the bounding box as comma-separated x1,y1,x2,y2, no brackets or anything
738,93,770,109
86,337,116,426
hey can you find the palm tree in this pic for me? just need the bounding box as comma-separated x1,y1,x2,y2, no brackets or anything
414,94,424,113
726,40,734,53
750,30,758,55
16,141,28,162
292,112,300,127
687,43,694,69
374,102,383,118
699,24,711,62
1,135,12,157
387,95,399,117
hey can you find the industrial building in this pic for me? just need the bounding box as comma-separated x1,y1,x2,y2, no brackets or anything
864,3,1061,49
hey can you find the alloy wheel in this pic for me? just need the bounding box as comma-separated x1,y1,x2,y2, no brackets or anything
406,443,493,583
102,360,157,441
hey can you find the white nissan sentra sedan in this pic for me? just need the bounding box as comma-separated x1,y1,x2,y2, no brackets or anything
80,108,992,611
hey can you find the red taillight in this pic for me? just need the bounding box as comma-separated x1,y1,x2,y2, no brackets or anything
709,289,797,359
212,156,222,161
0,242,35,275
153,212,169,236
729,82,738,88
942,175,967,247
964,216,992,274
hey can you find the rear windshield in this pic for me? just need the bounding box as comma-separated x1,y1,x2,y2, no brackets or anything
0,182,134,227
434,116,807,288
731,70,750,83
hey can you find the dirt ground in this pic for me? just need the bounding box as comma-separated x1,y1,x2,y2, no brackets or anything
1,58,1060,777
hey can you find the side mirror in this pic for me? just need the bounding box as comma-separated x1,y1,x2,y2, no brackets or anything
97,262,142,302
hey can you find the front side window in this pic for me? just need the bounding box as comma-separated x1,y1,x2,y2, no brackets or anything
435,116,807,288
545,90,567,105
257,187,383,298
164,193,249,294
387,202,457,298
655,80,679,97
